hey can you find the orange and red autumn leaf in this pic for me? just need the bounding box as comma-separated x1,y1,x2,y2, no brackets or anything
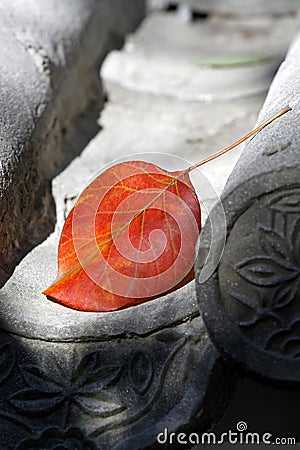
43,161,201,311
43,106,292,312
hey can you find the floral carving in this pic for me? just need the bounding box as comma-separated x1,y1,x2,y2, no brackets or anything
9,350,124,417
230,287,296,328
16,427,97,450
235,227,300,288
233,223,300,330
89,335,187,438
266,320,300,357
270,190,300,214
228,188,300,357
129,350,153,395
0,319,204,448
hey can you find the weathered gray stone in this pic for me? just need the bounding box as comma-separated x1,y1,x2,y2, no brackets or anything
0,318,236,449
0,0,145,287
196,30,300,384
0,240,237,448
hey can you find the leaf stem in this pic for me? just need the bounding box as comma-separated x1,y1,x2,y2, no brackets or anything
186,105,292,174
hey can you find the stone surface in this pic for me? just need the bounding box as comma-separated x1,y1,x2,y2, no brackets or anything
196,30,300,384
0,314,237,449
0,0,145,287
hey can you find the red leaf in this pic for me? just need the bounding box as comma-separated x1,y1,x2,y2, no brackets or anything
43,106,291,312
43,161,201,311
